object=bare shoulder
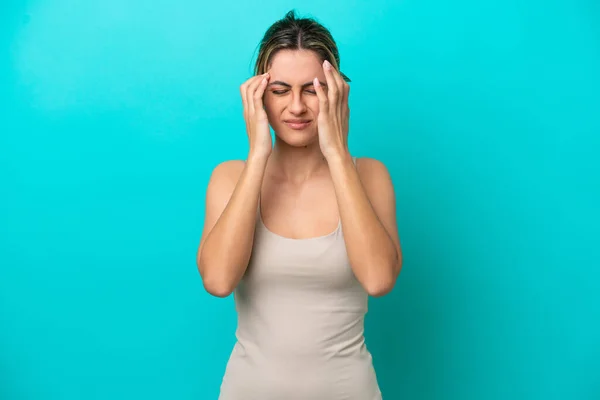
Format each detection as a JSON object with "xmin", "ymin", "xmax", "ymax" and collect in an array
[
  {"xmin": 208, "ymin": 159, "xmax": 246, "ymax": 186},
  {"xmin": 354, "ymin": 156, "xmax": 401, "ymax": 263},
  {"xmin": 354, "ymin": 156, "xmax": 397, "ymax": 212},
  {"xmin": 204, "ymin": 159, "xmax": 246, "ymax": 214},
  {"xmin": 197, "ymin": 159, "xmax": 246, "ymax": 258},
  {"xmin": 355, "ymin": 157, "xmax": 394, "ymax": 188}
]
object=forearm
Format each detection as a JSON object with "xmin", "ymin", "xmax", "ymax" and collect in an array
[
  {"xmin": 199, "ymin": 155, "xmax": 268, "ymax": 296},
  {"xmin": 328, "ymin": 153, "xmax": 400, "ymax": 296}
]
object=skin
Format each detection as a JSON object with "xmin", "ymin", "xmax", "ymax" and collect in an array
[{"xmin": 197, "ymin": 49, "xmax": 402, "ymax": 297}]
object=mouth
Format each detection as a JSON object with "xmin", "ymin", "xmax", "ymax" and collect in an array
[{"xmin": 284, "ymin": 120, "xmax": 312, "ymax": 130}]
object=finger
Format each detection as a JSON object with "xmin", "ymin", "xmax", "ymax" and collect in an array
[
  {"xmin": 246, "ymin": 75, "xmax": 263, "ymax": 114},
  {"xmin": 240, "ymin": 81, "xmax": 249, "ymax": 118},
  {"xmin": 240, "ymin": 75, "xmax": 261, "ymax": 117},
  {"xmin": 245, "ymin": 74, "xmax": 267, "ymax": 115},
  {"xmin": 313, "ymin": 77, "xmax": 328, "ymax": 115},
  {"xmin": 323, "ymin": 60, "xmax": 339, "ymax": 106},
  {"xmin": 329, "ymin": 62, "xmax": 347, "ymax": 116},
  {"xmin": 253, "ymin": 73, "xmax": 270, "ymax": 114},
  {"xmin": 334, "ymin": 73, "xmax": 347, "ymax": 115},
  {"xmin": 330, "ymin": 61, "xmax": 345, "ymax": 92},
  {"xmin": 341, "ymin": 81, "xmax": 350, "ymax": 114}
]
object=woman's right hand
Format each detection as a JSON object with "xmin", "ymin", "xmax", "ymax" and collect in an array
[{"xmin": 240, "ymin": 72, "xmax": 272, "ymax": 159}]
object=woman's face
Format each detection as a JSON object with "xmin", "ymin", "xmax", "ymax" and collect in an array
[{"xmin": 263, "ymin": 49, "xmax": 328, "ymax": 147}]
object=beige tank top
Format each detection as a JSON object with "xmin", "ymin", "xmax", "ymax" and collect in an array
[{"xmin": 218, "ymin": 157, "xmax": 382, "ymax": 400}]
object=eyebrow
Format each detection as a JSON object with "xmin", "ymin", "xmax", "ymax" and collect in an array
[{"xmin": 268, "ymin": 80, "xmax": 327, "ymax": 88}]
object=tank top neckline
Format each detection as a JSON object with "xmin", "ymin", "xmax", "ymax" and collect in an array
[{"xmin": 257, "ymin": 203, "xmax": 342, "ymax": 242}]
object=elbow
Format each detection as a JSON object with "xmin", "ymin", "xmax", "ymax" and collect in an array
[
  {"xmin": 365, "ymin": 280, "xmax": 395, "ymax": 297},
  {"xmin": 197, "ymin": 259, "xmax": 235, "ymax": 298},
  {"xmin": 202, "ymin": 276, "xmax": 233, "ymax": 298},
  {"xmin": 363, "ymin": 270, "xmax": 396, "ymax": 297},
  {"xmin": 364, "ymin": 260, "xmax": 402, "ymax": 297},
  {"xmin": 203, "ymin": 278, "xmax": 234, "ymax": 298}
]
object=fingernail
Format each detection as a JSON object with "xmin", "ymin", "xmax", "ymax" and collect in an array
[
  {"xmin": 324, "ymin": 60, "xmax": 331, "ymax": 70},
  {"xmin": 314, "ymin": 77, "xmax": 320, "ymax": 87}
]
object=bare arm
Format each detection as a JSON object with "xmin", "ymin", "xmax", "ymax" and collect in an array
[
  {"xmin": 328, "ymin": 155, "xmax": 403, "ymax": 297},
  {"xmin": 312, "ymin": 60, "xmax": 402, "ymax": 297},
  {"xmin": 197, "ymin": 72, "xmax": 273, "ymax": 297},
  {"xmin": 196, "ymin": 156, "xmax": 268, "ymax": 297}
]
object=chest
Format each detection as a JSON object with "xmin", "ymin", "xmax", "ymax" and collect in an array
[
  {"xmin": 243, "ymin": 222, "xmax": 358, "ymax": 293},
  {"xmin": 236, "ymin": 213, "xmax": 367, "ymax": 313},
  {"xmin": 259, "ymin": 175, "xmax": 339, "ymax": 240}
]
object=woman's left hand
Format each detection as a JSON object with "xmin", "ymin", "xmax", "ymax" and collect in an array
[{"xmin": 314, "ymin": 60, "xmax": 350, "ymax": 161}]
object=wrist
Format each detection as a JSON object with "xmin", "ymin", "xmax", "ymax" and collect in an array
[
  {"xmin": 324, "ymin": 148, "xmax": 352, "ymax": 165},
  {"xmin": 246, "ymin": 151, "xmax": 270, "ymax": 166}
]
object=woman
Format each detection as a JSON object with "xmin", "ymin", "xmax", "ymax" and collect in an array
[{"xmin": 197, "ymin": 10, "xmax": 402, "ymax": 400}]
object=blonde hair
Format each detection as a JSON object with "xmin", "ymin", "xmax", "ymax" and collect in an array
[{"xmin": 253, "ymin": 10, "xmax": 351, "ymax": 82}]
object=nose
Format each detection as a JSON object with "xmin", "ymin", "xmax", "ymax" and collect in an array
[{"xmin": 288, "ymin": 91, "xmax": 307, "ymax": 115}]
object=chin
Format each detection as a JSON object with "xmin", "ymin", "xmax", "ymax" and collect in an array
[{"xmin": 274, "ymin": 126, "xmax": 318, "ymax": 147}]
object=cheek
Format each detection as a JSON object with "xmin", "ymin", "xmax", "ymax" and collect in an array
[
  {"xmin": 263, "ymin": 100, "xmax": 281, "ymax": 123},
  {"xmin": 264, "ymin": 96, "xmax": 287, "ymax": 113}
]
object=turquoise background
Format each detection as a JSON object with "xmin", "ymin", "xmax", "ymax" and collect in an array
[{"xmin": 1, "ymin": 0, "xmax": 599, "ymax": 399}]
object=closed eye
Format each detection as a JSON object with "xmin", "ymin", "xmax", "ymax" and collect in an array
[{"xmin": 271, "ymin": 89, "xmax": 316, "ymax": 95}]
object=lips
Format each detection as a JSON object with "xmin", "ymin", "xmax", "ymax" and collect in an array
[{"xmin": 284, "ymin": 120, "xmax": 312, "ymax": 130}]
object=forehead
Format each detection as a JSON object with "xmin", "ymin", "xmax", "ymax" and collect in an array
[{"xmin": 268, "ymin": 50, "xmax": 323, "ymax": 82}]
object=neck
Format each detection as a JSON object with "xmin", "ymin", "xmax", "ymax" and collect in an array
[{"xmin": 267, "ymin": 138, "xmax": 328, "ymax": 183}]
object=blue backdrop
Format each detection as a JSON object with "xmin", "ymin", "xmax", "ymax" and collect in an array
[{"xmin": 1, "ymin": 1, "xmax": 599, "ymax": 399}]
